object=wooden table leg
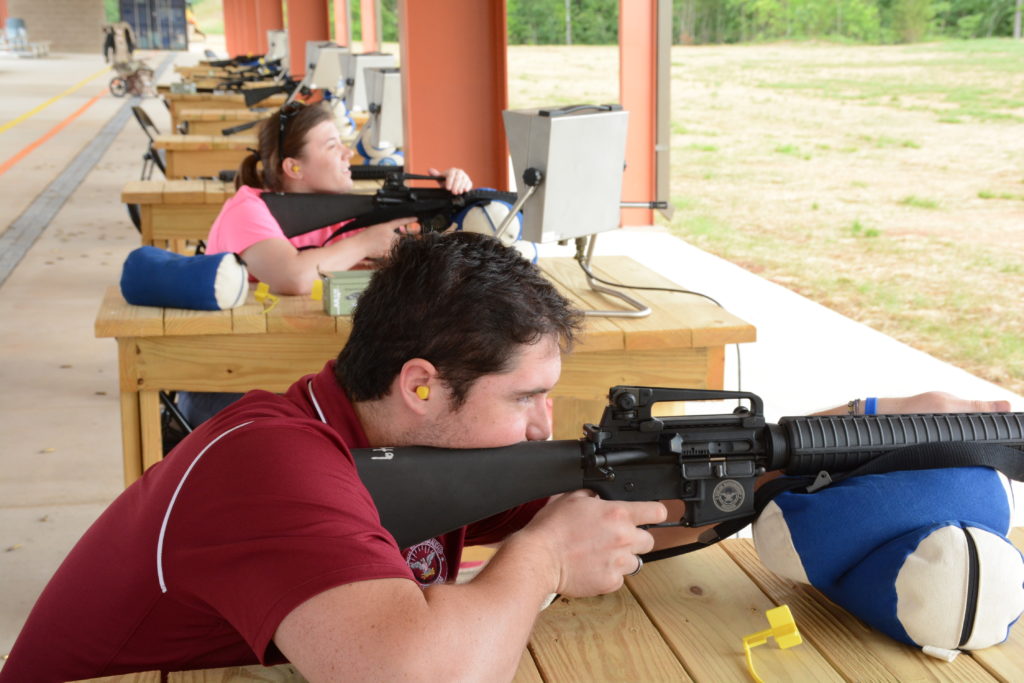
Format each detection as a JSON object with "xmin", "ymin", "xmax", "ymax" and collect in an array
[
  {"xmin": 119, "ymin": 390, "xmax": 143, "ymax": 487},
  {"xmin": 140, "ymin": 389, "xmax": 163, "ymax": 473}
]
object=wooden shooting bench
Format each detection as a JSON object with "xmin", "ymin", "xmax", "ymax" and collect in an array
[
  {"xmin": 151, "ymin": 134, "xmax": 257, "ymax": 180},
  {"xmin": 94, "ymin": 255, "xmax": 755, "ymax": 486},
  {"xmin": 161, "ymin": 92, "xmax": 288, "ymax": 132},
  {"xmin": 176, "ymin": 108, "xmax": 369, "ymax": 136},
  {"xmin": 176, "ymin": 108, "xmax": 268, "ymax": 136},
  {"xmin": 73, "ymin": 533, "xmax": 1024, "ymax": 683},
  {"xmin": 121, "ymin": 179, "xmax": 234, "ymax": 251}
]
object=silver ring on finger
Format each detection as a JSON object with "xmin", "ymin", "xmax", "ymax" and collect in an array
[{"xmin": 627, "ymin": 554, "xmax": 643, "ymax": 577}]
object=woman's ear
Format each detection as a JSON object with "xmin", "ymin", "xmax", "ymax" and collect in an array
[{"xmin": 281, "ymin": 156, "xmax": 302, "ymax": 180}]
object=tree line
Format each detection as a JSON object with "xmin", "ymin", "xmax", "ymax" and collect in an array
[{"xmin": 503, "ymin": 0, "xmax": 1024, "ymax": 45}]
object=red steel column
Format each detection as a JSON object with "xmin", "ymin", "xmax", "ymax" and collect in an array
[
  {"xmin": 238, "ymin": 0, "xmax": 259, "ymax": 56},
  {"xmin": 286, "ymin": 0, "xmax": 330, "ymax": 78},
  {"xmin": 399, "ymin": 0, "xmax": 508, "ymax": 190},
  {"xmin": 254, "ymin": 0, "xmax": 284, "ymax": 55},
  {"xmin": 223, "ymin": 0, "xmax": 242, "ymax": 57},
  {"xmin": 333, "ymin": 0, "xmax": 352, "ymax": 46},
  {"xmin": 619, "ymin": 0, "xmax": 656, "ymax": 225},
  {"xmin": 360, "ymin": 0, "xmax": 379, "ymax": 51}
]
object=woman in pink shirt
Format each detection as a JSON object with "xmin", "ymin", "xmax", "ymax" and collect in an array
[
  {"xmin": 205, "ymin": 101, "xmax": 472, "ymax": 295},
  {"xmin": 180, "ymin": 102, "xmax": 472, "ymax": 432}
]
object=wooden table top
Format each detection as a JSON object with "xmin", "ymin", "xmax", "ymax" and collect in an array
[
  {"xmin": 75, "ymin": 534, "xmax": 1024, "ymax": 683},
  {"xmin": 120, "ymin": 179, "xmax": 235, "ymax": 206},
  {"xmin": 152, "ymin": 134, "xmax": 258, "ymax": 151},
  {"xmin": 94, "ymin": 255, "xmax": 756, "ymax": 353},
  {"xmin": 176, "ymin": 108, "xmax": 269, "ymax": 122}
]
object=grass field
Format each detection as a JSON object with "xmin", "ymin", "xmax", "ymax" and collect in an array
[{"xmin": 508, "ymin": 40, "xmax": 1024, "ymax": 396}]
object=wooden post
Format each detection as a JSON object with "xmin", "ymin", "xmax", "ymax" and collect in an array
[
  {"xmin": 334, "ymin": 0, "xmax": 352, "ymax": 46},
  {"xmin": 619, "ymin": 0, "xmax": 656, "ymax": 226},
  {"xmin": 286, "ymin": 0, "xmax": 330, "ymax": 78},
  {"xmin": 254, "ymin": 0, "xmax": 284, "ymax": 55},
  {"xmin": 399, "ymin": 0, "xmax": 508, "ymax": 190},
  {"xmin": 360, "ymin": 0, "xmax": 381, "ymax": 51}
]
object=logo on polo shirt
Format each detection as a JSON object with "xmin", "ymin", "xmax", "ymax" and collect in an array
[{"xmin": 404, "ymin": 537, "xmax": 448, "ymax": 586}]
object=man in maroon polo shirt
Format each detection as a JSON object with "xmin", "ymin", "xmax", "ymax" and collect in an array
[{"xmin": 2, "ymin": 232, "xmax": 668, "ymax": 682}]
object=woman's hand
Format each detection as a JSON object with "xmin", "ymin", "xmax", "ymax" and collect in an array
[
  {"xmin": 429, "ymin": 167, "xmax": 473, "ymax": 195},
  {"xmin": 877, "ymin": 391, "xmax": 1011, "ymax": 414},
  {"xmin": 816, "ymin": 391, "xmax": 1012, "ymax": 416},
  {"xmin": 355, "ymin": 217, "xmax": 418, "ymax": 260}
]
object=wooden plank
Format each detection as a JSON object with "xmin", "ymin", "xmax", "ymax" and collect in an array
[
  {"xmin": 538, "ymin": 258, "xmax": 625, "ymax": 352},
  {"xmin": 121, "ymin": 179, "xmax": 163, "ymax": 204},
  {"xmin": 129, "ymin": 334, "xmax": 346, "ymax": 393},
  {"xmin": 211, "ymin": 135, "xmax": 258, "ymax": 151},
  {"xmin": 73, "ymin": 672, "xmax": 162, "ymax": 682},
  {"xmin": 150, "ymin": 204, "xmax": 218, "ymax": 242},
  {"xmin": 204, "ymin": 179, "xmax": 235, "ymax": 204},
  {"xmin": 162, "ymin": 179, "xmax": 207, "ymax": 204},
  {"xmin": 164, "ymin": 307, "xmax": 234, "ymax": 336},
  {"xmin": 557, "ymin": 347, "xmax": 712, "ymax": 403},
  {"xmin": 95, "ymin": 286, "xmax": 164, "ymax": 338},
  {"xmin": 512, "ymin": 650, "xmax": 544, "ymax": 683},
  {"xmin": 118, "ymin": 375, "xmax": 142, "ymax": 487},
  {"xmin": 593, "ymin": 255, "xmax": 756, "ymax": 348},
  {"xmin": 528, "ymin": 589, "xmax": 693, "ymax": 682},
  {"xmin": 723, "ymin": 538, "xmax": 997, "ymax": 682},
  {"xmin": 169, "ymin": 663, "xmax": 306, "ymax": 682},
  {"xmin": 232, "ymin": 287, "xmax": 270, "ymax": 334},
  {"xmin": 630, "ymin": 541, "xmax": 845, "ymax": 682},
  {"xmin": 266, "ymin": 295, "xmax": 337, "ymax": 334},
  {"xmin": 139, "ymin": 390, "xmax": 163, "ymax": 473},
  {"xmin": 590, "ymin": 256, "xmax": 756, "ymax": 350},
  {"xmin": 165, "ymin": 149, "xmax": 250, "ymax": 180}
]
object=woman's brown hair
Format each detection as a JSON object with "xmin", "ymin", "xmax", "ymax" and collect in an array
[{"xmin": 235, "ymin": 101, "xmax": 335, "ymax": 192}]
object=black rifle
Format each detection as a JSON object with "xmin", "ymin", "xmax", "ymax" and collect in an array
[
  {"xmin": 261, "ymin": 172, "xmax": 518, "ymax": 244},
  {"xmin": 350, "ymin": 386, "xmax": 1024, "ymax": 549}
]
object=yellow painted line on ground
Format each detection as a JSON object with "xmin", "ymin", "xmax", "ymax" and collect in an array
[{"xmin": 0, "ymin": 65, "xmax": 112, "ymax": 135}]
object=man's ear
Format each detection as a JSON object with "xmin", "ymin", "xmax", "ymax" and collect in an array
[{"xmin": 395, "ymin": 358, "xmax": 439, "ymax": 416}]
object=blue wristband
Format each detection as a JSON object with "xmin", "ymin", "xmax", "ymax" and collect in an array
[{"xmin": 864, "ymin": 397, "xmax": 877, "ymax": 415}]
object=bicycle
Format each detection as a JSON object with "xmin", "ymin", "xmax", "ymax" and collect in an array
[{"xmin": 110, "ymin": 59, "xmax": 155, "ymax": 97}]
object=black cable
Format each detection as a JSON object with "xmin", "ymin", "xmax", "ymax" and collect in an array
[{"xmin": 575, "ymin": 257, "xmax": 744, "ymax": 395}]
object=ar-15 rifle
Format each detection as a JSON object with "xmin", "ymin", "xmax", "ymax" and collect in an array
[
  {"xmin": 261, "ymin": 172, "xmax": 518, "ymax": 245},
  {"xmin": 350, "ymin": 386, "xmax": 1024, "ymax": 550}
]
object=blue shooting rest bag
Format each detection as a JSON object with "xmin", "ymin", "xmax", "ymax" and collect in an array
[
  {"xmin": 120, "ymin": 246, "xmax": 248, "ymax": 310},
  {"xmin": 753, "ymin": 462, "xmax": 1024, "ymax": 660}
]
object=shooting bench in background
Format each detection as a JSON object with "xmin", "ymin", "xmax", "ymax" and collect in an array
[
  {"xmin": 161, "ymin": 91, "xmax": 288, "ymax": 132},
  {"xmin": 176, "ymin": 108, "xmax": 369, "ymax": 136},
  {"xmin": 121, "ymin": 179, "xmax": 234, "ymax": 252},
  {"xmin": 151, "ymin": 134, "xmax": 256, "ymax": 180},
  {"xmin": 73, "ymin": 534, "xmax": 1024, "ymax": 683},
  {"xmin": 94, "ymin": 255, "xmax": 755, "ymax": 486},
  {"xmin": 176, "ymin": 108, "xmax": 268, "ymax": 135}
]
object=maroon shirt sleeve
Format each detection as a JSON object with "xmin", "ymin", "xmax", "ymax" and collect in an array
[{"xmin": 159, "ymin": 420, "xmax": 415, "ymax": 663}]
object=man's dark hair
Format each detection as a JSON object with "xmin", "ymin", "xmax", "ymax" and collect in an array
[{"xmin": 336, "ymin": 232, "xmax": 582, "ymax": 407}]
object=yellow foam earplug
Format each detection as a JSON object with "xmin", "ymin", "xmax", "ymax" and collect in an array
[
  {"xmin": 743, "ymin": 604, "xmax": 803, "ymax": 683},
  {"xmin": 415, "ymin": 385, "xmax": 430, "ymax": 400}
]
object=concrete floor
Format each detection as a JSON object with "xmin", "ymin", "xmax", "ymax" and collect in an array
[{"xmin": 1, "ymin": 38, "xmax": 1021, "ymax": 666}]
